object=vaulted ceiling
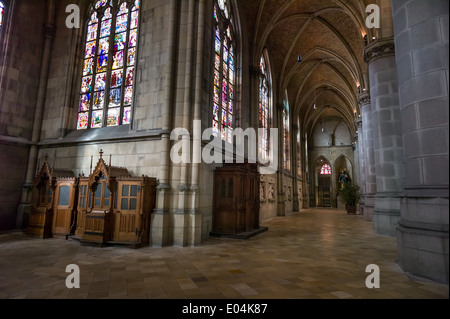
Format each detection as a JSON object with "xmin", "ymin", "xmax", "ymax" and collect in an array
[{"xmin": 237, "ymin": 0, "xmax": 376, "ymax": 139}]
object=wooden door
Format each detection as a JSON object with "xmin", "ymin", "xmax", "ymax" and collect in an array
[
  {"xmin": 75, "ymin": 181, "xmax": 89, "ymax": 237},
  {"xmin": 114, "ymin": 182, "xmax": 142, "ymax": 243},
  {"xmin": 52, "ymin": 183, "xmax": 75, "ymax": 238}
]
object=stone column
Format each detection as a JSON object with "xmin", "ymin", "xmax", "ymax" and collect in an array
[
  {"xmin": 292, "ymin": 124, "xmax": 300, "ymax": 212},
  {"xmin": 151, "ymin": 0, "xmax": 178, "ymax": 247},
  {"xmin": 364, "ymin": 38, "xmax": 405, "ymax": 236},
  {"xmin": 16, "ymin": 0, "xmax": 56, "ymax": 229},
  {"xmin": 392, "ymin": 0, "xmax": 449, "ymax": 284},
  {"xmin": 276, "ymin": 102, "xmax": 286, "ymax": 216},
  {"xmin": 360, "ymin": 92, "xmax": 376, "ymax": 221},
  {"xmin": 355, "ymin": 116, "xmax": 365, "ymax": 214}
]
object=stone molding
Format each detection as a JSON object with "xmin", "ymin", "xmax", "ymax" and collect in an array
[
  {"xmin": 358, "ymin": 92, "xmax": 371, "ymax": 106},
  {"xmin": 364, "ymin": 38, "xmax": 395, "ymax": 64}
]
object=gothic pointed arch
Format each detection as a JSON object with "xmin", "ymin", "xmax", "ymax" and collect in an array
[{"xmin": 77, "ymin": 0, "xmax": 141, "ymax": 130}]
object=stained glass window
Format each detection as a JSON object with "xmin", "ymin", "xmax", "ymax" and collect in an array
[
  {"xmin": 283, "ymin": 92, "xmax": 290, "ymax": 170},
  {"xmin": 259, "ymin": 55, "xmax": 271, "ymax": 161},
  {"xmin": 320, "ymin": 164, "xmax": 331, "ymax": 175},
  {"xmin": 297, "ymin": 119, "xmax": 301, "ymax": 176},
  {"xmin": 77, "ymin": 0, "xmax": 140, "ymax": 130},
  {"xmin": 0, "ymin": 2, "xmax": 5, "ymax": 35},
  {"xmin": 212, "ymin": 0, "xmax": 235, "ymax": 143}
]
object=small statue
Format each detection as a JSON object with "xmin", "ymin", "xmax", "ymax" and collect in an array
[{"xmin": 338, "ymin": 168, "xmax": 350, "ymax": 190}]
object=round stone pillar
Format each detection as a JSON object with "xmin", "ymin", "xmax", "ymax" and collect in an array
[
  {"xmin": 393, "ymin": 0, "xmax": 449, "ymax": 284},
  {"xmin": 364, "ymin": 38, "xmax": 405, "ymax": 236},
  {"xmin": 360, "ymin": 93, "xmax": 376, "ymax": 221},
  {"xmin": 355, "ymin": 116, "xmax": 365, "ymax": 214}
]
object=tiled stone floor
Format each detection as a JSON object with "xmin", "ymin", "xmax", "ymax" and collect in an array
[{"xmin": 0, "ymin": 209, "xmax": 448, "ymax": 300}]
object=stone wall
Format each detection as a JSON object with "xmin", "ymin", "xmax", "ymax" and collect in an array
[{"xmin": 0, "ymin": 0, "xmax": 47, "ymax": 230}]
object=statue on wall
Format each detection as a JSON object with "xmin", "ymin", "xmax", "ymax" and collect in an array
[{"xmin": 338, "ymin": 168, "xmax": 350, "ymax": 190}]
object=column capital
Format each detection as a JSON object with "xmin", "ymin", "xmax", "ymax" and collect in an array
[
  {"xmin": 363, "ymin": 37, "xmax": 395, "ymax": 64},
  {"xmin": 358, "ymin": 92, "xmax": 371, "ymax": 107}
]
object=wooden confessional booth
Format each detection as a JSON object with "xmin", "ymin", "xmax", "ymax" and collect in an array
[
  {"xmin": 27, "ymin": 159, "xmax": 77, "ymax": 239},
  {"xmin": 211, "ymin": 162, "xmax": 267, "ymax": 239},
  {"xmin": 74, "ymin": 153, "xmax": 157, "ymax": 248}
]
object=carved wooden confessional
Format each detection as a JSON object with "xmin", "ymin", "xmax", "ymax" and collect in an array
[
  {"xmin": 211, "ymin": 162, "xmax": 266, "ymax": 238},
  {"xmin": 27, "ymin": 157, "xmax": 77, "ymax": 239},
  {"xmin": 75, "ymin": 151, "xmax": 157, "ymax": 248}
]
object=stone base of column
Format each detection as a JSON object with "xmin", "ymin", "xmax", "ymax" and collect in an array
[
  {"xmin": 293, "ymin": 199, "xmax": 299, "ymax": 212},
  {"xmin": 363, "ymin": 194, "xmax": 375, "ymax": 221},
  {"xmin": 173, "ymin": 211, "xmax": 188, "ymax": 247},
  {"xmin": 16, "ymin": 204, "xmax": 31, "ymax": 230},
  {"xmin": 277, "ymin": 200, "xmax": 286, "ymax": 217},
  {"xmin": 187, "ymin": 210, "xmax": 202, "ymax": 246},
  {"xmin": 397, "ymin": 196, "xmax": 449, "ymax": 284},
  {"xmin": 373, "ymin": 194, "xmax": 401, "ymax": 236},
  {"xmin": 150, "ymin": 209, "xmax": 171, "ymax": 247}
]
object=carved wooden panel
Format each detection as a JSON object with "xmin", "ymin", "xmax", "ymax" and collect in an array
[{"xmin": 212, "ymin": 163, "xmax": 260, "ymax": 236}]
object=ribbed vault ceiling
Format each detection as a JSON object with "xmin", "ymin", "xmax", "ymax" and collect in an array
[{"xmin": 238, "ymin": 0, "xmax": 374, "ymax": 139}]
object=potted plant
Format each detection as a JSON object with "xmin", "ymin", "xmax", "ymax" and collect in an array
[{"xmin": 338, "ymin": 182, "xmax": 361, "ymax": 215}]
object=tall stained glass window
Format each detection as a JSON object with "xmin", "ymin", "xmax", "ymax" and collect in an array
[
  {"xmin": 259, "ymin": 55, "xmax": 271, "ymax": 161},
  {"xmin": 77, "ymin": 0, "xmax": 140, "ymax": 130},
  {"xmin": 0, "ymin": 2, "xmax": 5, "ymax": 35},
  {"xmin": 283, "ymin": 92, "xmax": 290, "ymax": 170},
  {"xmin": 212, "ymin": 0, "xmax": 235, "ymax": 143}
]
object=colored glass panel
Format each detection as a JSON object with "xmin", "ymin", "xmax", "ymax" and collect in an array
[
  {"xmin": 109, "ymin": 88, "xmax": 121, "ymax": 107},
  {"xmin": 83, "ymin": 58, "xmax": 94, "ymax": 75},
  {"xmin": 95, "ymin": 0, "xmax": 107, "ymax": 9},
  {"xmin": 95, "ymin": 73, "xmax": 106, "ymax": 91},
  {"xmin": 124, "ymin": 87, "xmax": 133, "ymax": 105},
  {"xmin": 110, "ymin": 69, "xmax": 123, "ymax": 88},
  {"xmin": 98, "ymin": 38, "xmax": 109, "ymax": 55},
  {"xmin": 320, "ymin": 164, "xmax": 331, "ymax": 175},
  {"xmin": 100, "ymin": 17, "xmax": 111, "ymax": 37},
  {"xmin": 93, "ymin": 91, "xmax": 105, "ymax": 109},
  {"xmin": 114, "ymin": 32, "xmax": 126, "ymax": 51},
  {"xmin": 87, "ymin": 23, "xmax": 98, "ymax": 42},
  {"xmin": 129, "ymin": 29, "xmax": 137, "ymax": 47},
  {"xmin": 85, "ymin": 41, "xmax": 96, "ymax": 58},
  {"xmin": 107, "ymin": 108, "xmax": 120, "ymax": 126},
  {"xmin": 123, "ymin": 107, "xmax": 131, "ymax": 124},
  {"xmin": 125, "ymin": 67, "xmax": 134, "ymax": 86},
  {"xmin": 128, "ymin": 48, "xmax": 136, "ymax": 66},
  {"xmin": 116, "ymin": 14, "xmax": 128, "ymax": 33},
  {"xmin": 77, "ymin": 112, "xmax": 89, "ymax": 130},
  {"xmin": 131, "ymin": 10, "xmax": 139, "ymax": 29},
  {"xmin": 97, "ymin": 54, "xmax": 108, "ymax": 72},
  {"xmin": 80, "ymin": 94, "xmax": 91, "ymax": 112},
  {"xmin": 91, "ymin": 110, "xmax": 103, "ymax": 128},
  {"xmin": 112, "ymin": 50, "xmax": 124, "ymax": 69},
  {"xmin": 81, "ymin": 76, "xmax": 92, "ymax": 93}
]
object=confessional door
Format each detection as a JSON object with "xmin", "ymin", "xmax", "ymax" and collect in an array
[
  {"xmin": 75, "ymin": 181, "xmax": 89, "ymax": 238},
  {"xmin": 27, "ymin": 182, "xmax": 53, "ymax": 238},
  {"xmin": 52, "ymin": 183, "xmax": 75, "ymax": 238},
  {"xmin": 82, "ymin": 180, "xmax": 114, "ymax": 244},
  {"xmin": 114, "ymin": 182, "xmax": 142, "ymax": 243}
]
